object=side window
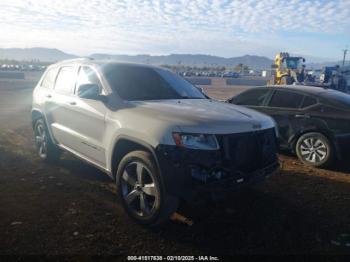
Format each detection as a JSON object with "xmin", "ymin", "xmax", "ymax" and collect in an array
[
  {"xmin": 75, "ymin": 66, "xmax": 101, "ymax": 93},
  {"xmin": 301, "ymin": 95, "xmax": 317, "ymax": 108},
  {"xmin": 269, "ymin": 90, "xmax": 304, "ymax": 109},
  {"xmin": 41, "ymin": 67, "xmax": 58, "ymax": 88},
  {"xmin": 54, "ymin": 66, "xmax": 76, "ymax": 95},
  {"xmin": 234, "ymin": 89, "xmax": 270, "ymax": 106}
]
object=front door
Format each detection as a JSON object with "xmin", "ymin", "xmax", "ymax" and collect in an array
[{"xmin": 65, "ymin": 66, "xmax": 108, "ymax": 166}]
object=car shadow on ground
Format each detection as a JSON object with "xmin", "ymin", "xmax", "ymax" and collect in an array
[
  {"xmin": 56, "ymin": 153, "xmax": 350, "ymax": 254},
  {"xmin": 1, "ymin": 130, "xmax": 350, "ymax": 255},
  {"xmin": 329, "ymin": 160, "xmax": 350, "ymax": 174},
  {"xmin": 150, "ymin": 171, "xmax": 350, "ymax": 254},
  {"xmin": 279, "ymin": 150, "xmax": 350, "ymax": 175},
  {"xmin": 58, "ymin": 153, "xmax": 112, "ymax": 183}
]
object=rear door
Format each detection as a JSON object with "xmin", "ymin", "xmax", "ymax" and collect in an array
[
  {"xmin": 263, "ymin": 90, "xmax": 306, "ymax": 148},
  {"xmin": 48, "ymin": 65, "xmax": 79, "ymax": 147}
]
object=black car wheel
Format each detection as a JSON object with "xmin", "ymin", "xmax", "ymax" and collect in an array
[
  {"xmin": 34, "ymin": 119, "xmax": 61, "ymax": 162},
  {"xmin": 116, "ymin": 150, "xmax": 178, "ymax": 226},
  {"xmin": 295, "ymin": 132, "xmax": 334, "ymax": 167}
]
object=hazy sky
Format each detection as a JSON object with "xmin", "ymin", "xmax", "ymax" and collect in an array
[{"xmin": 0, "ymin": 0, "xmax": 349, "ymax": 60}]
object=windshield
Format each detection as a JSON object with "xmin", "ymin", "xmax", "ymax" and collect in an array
[
  {"xmin": 102, "ymin": 64, "xmax": 206, "ymax": 101},
  {"xmin": 284, "ymin": 58, "xmax": 302, "ymax": 70}
]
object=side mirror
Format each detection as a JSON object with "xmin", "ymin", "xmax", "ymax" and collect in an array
[{"xmin": 77, "ymin": 84, "xmax": 100, "ymax": 100}]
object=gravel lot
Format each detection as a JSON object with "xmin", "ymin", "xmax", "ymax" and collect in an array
[{"xmin": 0, "ymin": 74, "xmax": 349, "ymax": 256}]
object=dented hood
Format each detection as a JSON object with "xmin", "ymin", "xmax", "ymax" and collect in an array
[{"xmin": 129, "ymin": 99, "xmax": 275, "ymax": 134}]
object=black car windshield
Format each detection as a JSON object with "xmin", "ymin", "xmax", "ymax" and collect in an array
[{"xmin": 102, "ymin": 64, "xmax": 206, "ymax": 101}]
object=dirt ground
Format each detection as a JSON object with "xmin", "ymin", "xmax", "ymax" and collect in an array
[{"xmin": 0, "ymin": 75, "xmax": 350, "ymax": 257}]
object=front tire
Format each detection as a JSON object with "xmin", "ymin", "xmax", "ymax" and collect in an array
[
  {"xmin": 295, "ymin": 132, "xmax": 334, "ymax": 167},
  {"xmin": 33, "ymin": 119, "xmax": 61, "ymax": 162},
  {"xmin": 116, "ymin": 150, "xmax": 178, "ymax": 226}
]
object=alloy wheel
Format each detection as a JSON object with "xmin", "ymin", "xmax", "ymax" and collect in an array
[
  {"xmin": 299, "ymin": 137, "xmax": 327, "ymax": 164},
  {"xmin": 120, "ymin": 161, "xmax": 160, "ymax": 219},
  {"xmin": 35, "ymin": 122, "xmax": 48, "ymax": 158}
]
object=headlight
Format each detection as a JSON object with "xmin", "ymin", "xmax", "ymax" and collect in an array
[{"xmin": 172, "ymin": 133, "xmax": 219, "ymax": 150}]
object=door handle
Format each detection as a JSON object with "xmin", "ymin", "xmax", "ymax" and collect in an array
[
  {"xmin": 295, "ymin": 114, "xmax": 310, "ymax": 118},
  {"xmin": 68, "ymin": 101, "xmax": 77, "ymax": 106},
  {"xmin": 46, "ymin": 94, "xmax": 52, "ymax": 98}
]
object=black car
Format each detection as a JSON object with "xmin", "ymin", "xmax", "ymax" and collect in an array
[{"xmin": 228, "ymin": 85, "xmax": 350, "ymax": 167}]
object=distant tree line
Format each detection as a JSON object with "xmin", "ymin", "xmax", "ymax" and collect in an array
[
  {"xmin": 0, "ymin": 59, "xmax": 50, "ymax": 66},
  {"xmin": 0, "ymin": 58, "xmax": 251, "ymax": 73},
  {"xmin": 161, "ymin": 63, "xmax": 250, "ymax": 73}
]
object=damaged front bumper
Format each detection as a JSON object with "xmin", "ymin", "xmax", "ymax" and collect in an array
[
  {"xmin": 192, "ymin": 162, "xmax": 280, "ymax": 194},
  {"xmin": 156, "ymin": 128, "xmax": 280, "ymax": 201}
]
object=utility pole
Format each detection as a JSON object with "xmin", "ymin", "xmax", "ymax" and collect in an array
[{"xmin": 342, "ymin": 49, "xmax": 348, "ymax": 67}]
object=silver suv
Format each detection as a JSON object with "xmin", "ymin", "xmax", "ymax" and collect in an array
[{"xmin": 32, "ymin": 59, "xmax": 279, "ymax": 225}]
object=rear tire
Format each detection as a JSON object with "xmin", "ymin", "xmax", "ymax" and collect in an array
[
  {"xmin": 33, "ymin": 119, "xmax": 61, "ymax": 162},
  {"xmin": 295, "ymin": 132, "xmax": 334, "ymax": 167},
  {"xmin": 116, "ymin": 150, "xmax": 178, "ymax": 226}
]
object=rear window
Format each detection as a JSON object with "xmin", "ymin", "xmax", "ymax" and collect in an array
[
  {"xmin": 234, "ymin": 89, "xmax": 270, "ymax": 106},
  {"xmin": 269, "ymin": 90, "xmax": 304, "ymax": 108},
  {"xmin": 41, "ymin": 67, "xmax": 58, "ymax": 88}
]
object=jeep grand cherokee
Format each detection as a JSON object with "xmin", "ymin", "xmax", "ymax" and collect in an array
[{"xmin": 32, "ymin": 59, "xmax": 279, "ymax": 225}]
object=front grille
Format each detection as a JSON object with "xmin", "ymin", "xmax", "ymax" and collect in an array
[{"xmin": 218, "ymin": 128, "xmax": 278, "ymax": 174}]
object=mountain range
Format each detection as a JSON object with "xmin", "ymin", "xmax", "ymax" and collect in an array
[
  {"xmin": 0, "ymin": 48, "xmax": 76, "ymax": 62},
  {"xmin": 90, "ymin": 53, "xmax": 273, "ymax": 69},
  {"xmin": 0, "ymin": 47, "xmax": 343, "ymax": 69}
]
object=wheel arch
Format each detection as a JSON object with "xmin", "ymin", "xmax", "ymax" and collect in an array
[
  {"xmin": 31, "ymin": 109, "xmax": 57, "ymax": 145},
  {"xmin": 289, "ymin": 128, "xmax": 335, "ymax": 155},
  {"xmin": 31, "ymin": 109, "xmax": 44, "ymax": 129},
  {"xmin": 110, "ymin": 136, "xmax": 161, "ymax": 180}
]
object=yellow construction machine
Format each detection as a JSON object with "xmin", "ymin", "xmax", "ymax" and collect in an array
[{"xmin": 269, "ymin": 52, "xmax": 306, "ymax": 85}]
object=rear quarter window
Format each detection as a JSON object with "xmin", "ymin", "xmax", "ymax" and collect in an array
[{"xmin": 40, "ymin": 67, "xmax": 58, "ymax": 88}]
